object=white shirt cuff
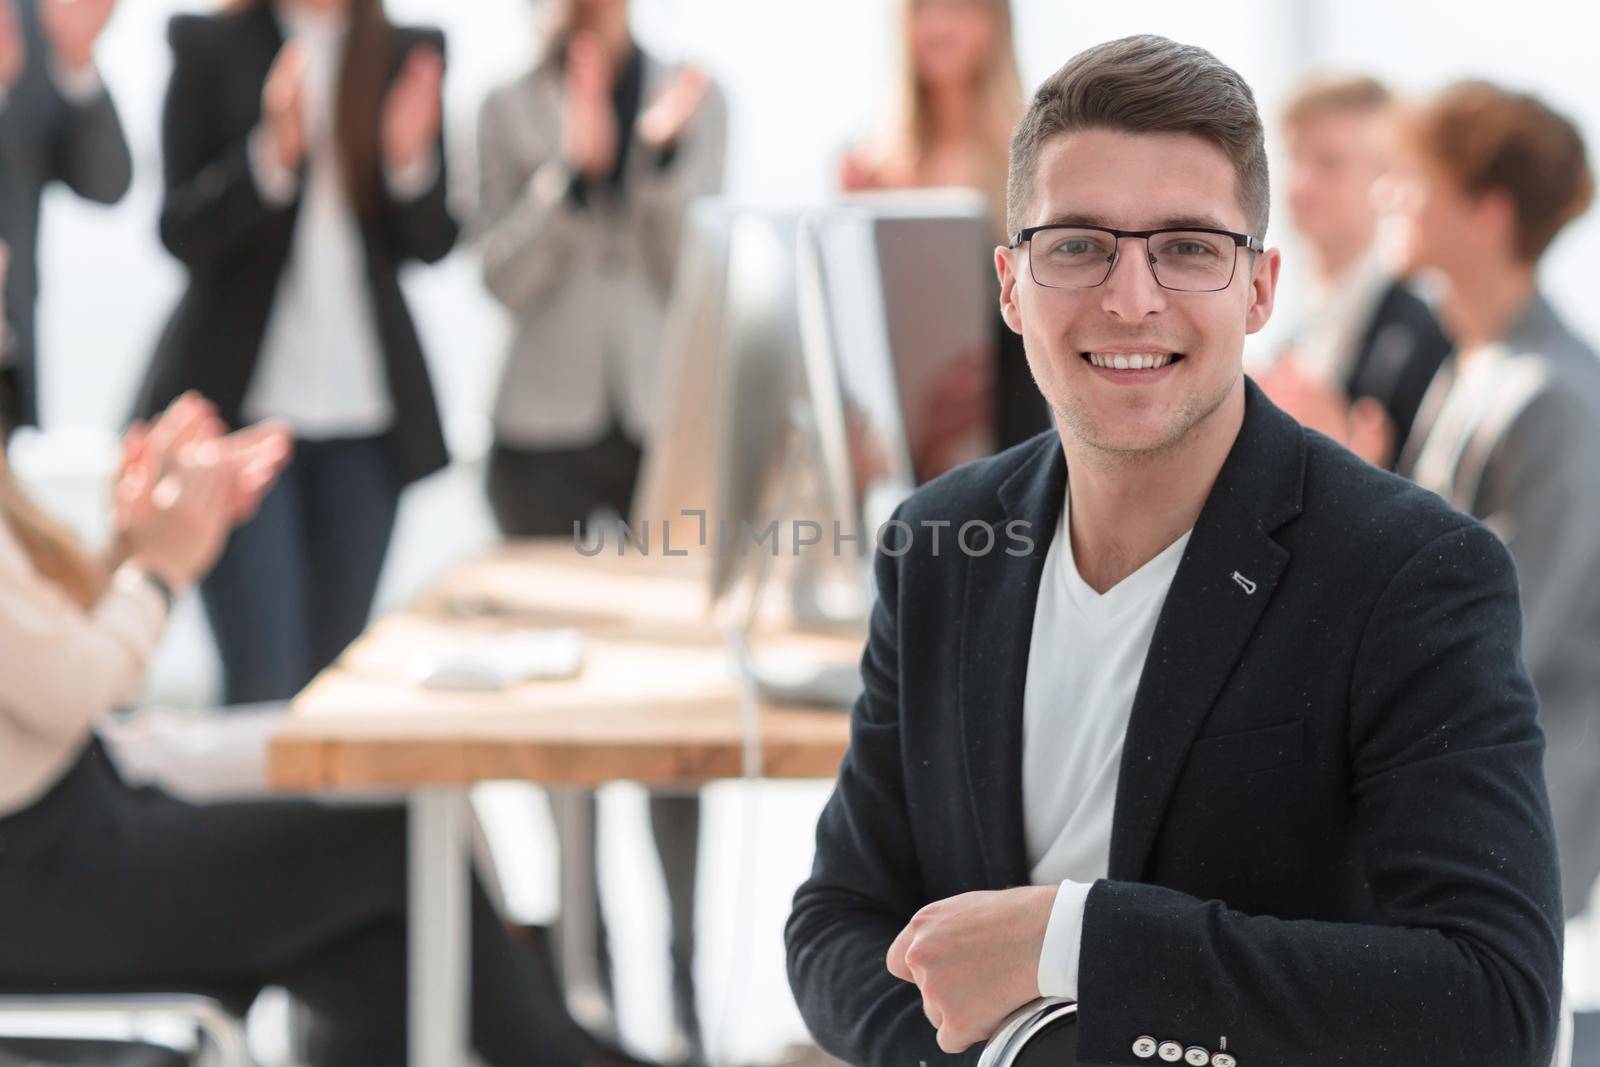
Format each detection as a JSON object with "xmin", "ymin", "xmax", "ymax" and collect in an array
[
  {"xmin": 1037, "ymin": 878, "xmax": 1093, "ymax": 1000},
  {"xmin": 384, "ymin": 149, "xmax": 439, "ymax": 202},
  {"xmin": 248, "ymin": 125, "xmax": 300, "ymax": 206},
  {"xmin": 49, "ymin": 59, "xmax": 103, "ymax": 105}
]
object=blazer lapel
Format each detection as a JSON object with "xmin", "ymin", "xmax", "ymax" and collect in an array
[
  {"xmin": 1108, "ymin": 380, "xmax": 1306, "ymax": 882},
  {"xmin": 960, "ymin": 434, "xmax": 1066, "ymax": 889}
]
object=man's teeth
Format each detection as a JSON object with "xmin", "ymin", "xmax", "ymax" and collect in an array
[{"xmin": 1087, "ymin": 353, "xmax": 1175, "ymax": 370}]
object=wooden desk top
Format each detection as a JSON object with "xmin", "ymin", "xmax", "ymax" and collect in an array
[{"xmin": 268, "ymin": 541, "xmax": 860, "ymax": 791}]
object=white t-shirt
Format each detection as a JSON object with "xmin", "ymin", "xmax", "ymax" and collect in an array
[{"xmin": 1022, "ymin": 482, "xmax": 1191, "ymax": 999}]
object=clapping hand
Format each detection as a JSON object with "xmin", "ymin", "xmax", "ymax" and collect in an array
[
  {"xmin": 40, "ymin": 0, "xmax": 116, "ymax": 73},
  {"xmin": 261, "ymin": 41, "xmax": 308, "ymax": 171},
  {"xmin": 0, "ymin": 0, "xmax": 25, "ymax": 90},
  {"xmin": 637, "ymin": 65, "xmax": 708, "ymax": 152},
  {"xmin": 560, "ymin": 33, "xmax": 617, "ymax": 180},
  {"xmin": 116, "ymin": 393, "xmax": 293, "ymax": 541},
  {"xmin": 1258, "ymin": 355, "xmax": 1394, "ymax": 467},
  {"xmin": 114, "ymin": 435, "xmax": 235, "ymax": 591},
  {"xmin": 381, "ymin": 44, "xmax": 443, "ymax": 174}
]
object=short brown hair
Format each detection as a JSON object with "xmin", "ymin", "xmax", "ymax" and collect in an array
[
  {"xmin": 1005, "ymin": 35, "xmax": 1270, "ymax": 237},
  {"xmin": 1282, "ymin": 73, "xmax": 1391, "ymax": 132},
  {"xmin": 1407, "ymin": 81, "xmax": 1594, "ymax": 262}
]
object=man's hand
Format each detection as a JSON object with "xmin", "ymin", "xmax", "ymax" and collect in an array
[
  {"xmin": 40, "ymin": 0, "xmax": 116, "ymax": 74},
  {"xmin": 886, "ymin": 885, "xmax": 1058, "ymax": 1054}
]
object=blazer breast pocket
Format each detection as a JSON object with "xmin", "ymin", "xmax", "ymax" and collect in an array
[{"xmin": 1190, "ymin": 719, "xmax": 1304, "ymax": 775}]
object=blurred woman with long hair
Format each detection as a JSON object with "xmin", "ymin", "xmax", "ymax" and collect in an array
[
  {"xmin": 841, "ymin": 0, "xmax": 1022, "ymax": 222},
  {"xmin": 841, "ymin": 0, "xmax": 1050, "ymax": 457},
  {"xmin": 131, "ymin": 0, "xmax": 458, "ymax": 706}
]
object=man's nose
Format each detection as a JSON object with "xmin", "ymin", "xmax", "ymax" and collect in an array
[{"xmin": 1098, "ymin": 239, "xmax": 1167, "ymax": 321}]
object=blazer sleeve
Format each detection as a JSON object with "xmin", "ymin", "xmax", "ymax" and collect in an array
[
  {"xmin": 785, "ymin": 519, "xmax": 983, "ymax": 1067},
  {"xmin": 1073, "ymin": 521, "xmax": 1563, "ymax": 1067},
  {"xmin": 629, "ymin": 78, "xmax": 727, "ymax": 297},
  {"xmin": 474, "ymin": 79, "xmax": 597, "ymax": 313},
  {"xmin": 156, "ymin": 16, "xmax": 294, "ymax": 269},
  {"xmin": 46, "ymin": 74, "xmax": 133, "ymax": 205},
  {"xmin": 0, "ymin": 556, "xmax": 166, "ymax": 745},
  {"xmin": 376, "ymin": 28, "xmax": 458, "ymax": 265},
  {"xmin": 1472, "ymin": 387, "xmax": 1600, "ymax": 698}
]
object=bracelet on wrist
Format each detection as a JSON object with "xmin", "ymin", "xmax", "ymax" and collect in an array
[{"xmin": 140, "ymin": 569, "xmax": 176, "ymax": 614}]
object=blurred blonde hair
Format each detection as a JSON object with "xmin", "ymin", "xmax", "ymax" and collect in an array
[
  {"xmin": 1281, "ymin": 73, "xmax": 1392, "ymax": 134},
  {"xmin": 0, "ymin": 431, "xmax": 103, "ymax": 610},
  {"xmin": 888, "ymin": 0, "xmax": 1023, "ymax": 220}
]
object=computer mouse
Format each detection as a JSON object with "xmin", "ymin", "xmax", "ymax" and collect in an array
[{"xmin": 413, "ymin": 655, "xmax": 507, "ymax": 692}]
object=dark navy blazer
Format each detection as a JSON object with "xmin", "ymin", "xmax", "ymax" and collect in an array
[{"xmin": 786, "ymin": 379, "xmax": 1561, "ymax": 1066}]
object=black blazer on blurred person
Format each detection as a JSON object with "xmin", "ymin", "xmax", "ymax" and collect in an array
[
  {"xmin": 0, "ymin": 0, "xmax": 132, "ymax": 430},
  {"xmin": 131, "ymin": 4, "xmax": 457, "ymax": 486},
  {"xmin": 1343, "ymin": 279, "xmax": 1453, "ymax": 465}
]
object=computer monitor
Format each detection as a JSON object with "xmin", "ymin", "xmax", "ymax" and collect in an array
[
  {"xmin": 705, "ymin": 207, "xmax": 813, "ymax": 610},
  {"xmin": 630, "ymin": 197, "xmax": 736, "ymax": 550},
  {"xmin": 630, "ymin": 199, "xmax": 817, "ymax": 608},
  {"xmin": 797, "ymin": 190, "xmax": 998, "ymax": 565}
]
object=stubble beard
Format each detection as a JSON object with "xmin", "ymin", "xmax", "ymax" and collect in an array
[{"xmin": 1048, "ymin": 361, "xmax": 1239, "ymax": 473}]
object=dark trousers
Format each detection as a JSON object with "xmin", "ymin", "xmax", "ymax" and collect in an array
[
  {"xmin": 487, "ymin": 429, "xmax": 703, "ymax": 1057},
  {"xmin": 485, "ymin": 428, "xmax": 643, "ymax": 538},
  {"xmin": 201, "ymin": 436, "xmax": 400, "ymax": 704},
  {"xmin": 0, "ymin": 741, "xmax": 596, "ymax": 1067}
]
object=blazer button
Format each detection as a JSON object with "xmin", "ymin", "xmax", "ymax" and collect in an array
[
  {"xmin": 1132, "ymin": 1036, "xmax": 1158, "ymax": 1058},
  {"xmin": 1211, "ymin": 1054, "xmax": 1237, "ymax": 1067},
  {"xmin": 1158, "ymin": 1041, "xmax": 1184, "ymax": 1062},
  {"xmin": 1184, "ymin": 1048, "xmax": 1210, "ymax": 1065}
]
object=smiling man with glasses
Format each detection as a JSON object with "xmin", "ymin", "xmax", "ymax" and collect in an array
[{"xmin": 787, "ymin": 34, "xmax": 1562, "ymax": 1067}]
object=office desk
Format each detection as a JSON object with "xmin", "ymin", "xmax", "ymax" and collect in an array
[{"xmin": 268, "ymin": 541, "xmax": 858, "ymax": 1067}]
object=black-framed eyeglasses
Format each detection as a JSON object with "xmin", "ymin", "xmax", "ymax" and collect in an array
[{"xmin": 1008, "ymin": 224, "xmax": 1265, "ymax": 293}]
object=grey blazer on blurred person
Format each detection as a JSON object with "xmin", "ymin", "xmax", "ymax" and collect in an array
[
  {"xmin": 474, "ymin": 50, "xmax": 726, "ymax": 450},
  {"xmin": 1401, "ymin": 292, "xmax": 1600, "ymax": 916},
  {"xmin": 0, "ymin": 0, "xmax": 132, "ymax": 428}
]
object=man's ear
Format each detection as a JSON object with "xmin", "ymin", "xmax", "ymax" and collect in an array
[
  {"xmin": 995, "ymin": 246, "xmax": 1024, "ymax": 335},
  {"xmin": 1244, "ymin": 246, "xmax": 1282, "ymax": 336}
]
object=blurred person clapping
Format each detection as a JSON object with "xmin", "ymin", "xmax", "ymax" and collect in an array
[
  {"xmin": 473, "ymin": 3, "xmax": 726, "ymax": 1059},
  {"xmin": 0, "ymin": 0, "xmax": 131, "ymax": 438},
  {"xmin": 1258, "ymin": 75, "xmax": 1453, "ymax": 470},
  {"xmin": 132, "ymin": 0, "xmax": 459, "ymax": 707},
  {"xmin": 0, "ymin": 259, "xmax": 653, "ymax": 1067}
]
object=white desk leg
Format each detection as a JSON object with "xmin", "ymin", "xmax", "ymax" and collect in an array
[{"xmin": 411, "ymin": 788, "xmax": 472, "ymax": 1067}]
